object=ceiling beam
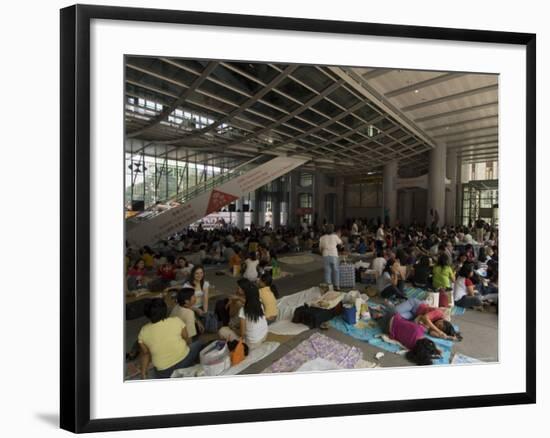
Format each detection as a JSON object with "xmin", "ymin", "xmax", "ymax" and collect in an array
[
  {"xmin": 127, "ymin": 61, "xmax": 219, "ymax": 138},
  {"xmin": 447, "ymin": 134, "xmax": 499, "ymax": 147},
  {"xmin": 457, "ymin": 146, "xmax": 498, "ymax": 155},
  {"xmin": 402, "ymin": 84, "xmax": 498, "ymax": 112},
  {"xmin": 414, "ymin": 101, "xmax": 498, "ymax": 123},
  {"xmin": 385, "ymin": 72, "xmax": 467, "ymax": 98},
  {"xmin": 434, "ymin": 125, "xmax": 498, "ymax": 139},
  {"xmin": 161, "ymin": 63, "xmax": 298, "ymax": 145},
  {"xmin": 362, "ymin": 69, "xmax": 392, "ymax": 80},
  {"xmin": 455, "ymin": 143, "xmax": 498, "ymax": 154},
  {"xmin": 425, "ymin": 114, "xmax": 498, "ymax": 132},
  {"xmin": 332, "ymin": 67, "xmax": 437, "ymax": 147}
]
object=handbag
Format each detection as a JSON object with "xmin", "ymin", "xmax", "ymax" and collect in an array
[
  {"xmin": 204, "ymin": 311, "xmax": 220, "ymax": 333},
  {"xmin": 228, "ymin": 338, "xmax": 248, "ymax": 365}
]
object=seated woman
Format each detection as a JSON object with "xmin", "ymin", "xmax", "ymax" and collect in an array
[
  {"xmin": 174, "ymin": 256, "xmax": 193, "ymax": 282},
  {"xmin": 377, "ymin": 259, "xmax": 407, "ymax": 301},
  {"xmin": 219, "ymin": 279, "xmax": 268, "ymax": 349},
  {"xmin": 410, "ymin": 255, "xmax": 432, "ymax": 288},
  {"xmin": 127, "ymin": 259, "xmax": 149, "ymax": 290},
  {"xmin": 369, "ymin": 307, "xmax": 442, "ymax": 365},
  {"xmin": 138, "ymin": 298, "xmax": 203, "ymax": 379},
  {"xmin": 257, "ymin": 272, "xmax": 279, "ymax": 323},
  {"xmin": 157, "ymin": 262, "xmax": 176, "ymax": 284},
  {"xmin": 390, "ymin": 298, "xmax": 462, "ymax": 341},
  {"xmin": 183, "ymin": 265, "xmax": 209, "ymax": 317},
  {"xmin": 228, "ymin": 248, "xmax": 242, "ymax": 272},
  {"xmin": 432, "ymin": 253, "xmax": 455, "ymax": 290},
  {"xmin": 453, "ymin": 263, "xmax": 483, "ymax": 308},
  {"xmin": 170, "ymin": 288, "xmax": 203, "ymax": 339},
  {"xmin": 243, "ymin": 252, "xmax": 260, "ymax": 282}
]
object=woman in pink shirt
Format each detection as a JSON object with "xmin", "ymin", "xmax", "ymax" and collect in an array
[{"xmin": 370, "ymin": 308, "xmax": 443, "ymax": 365}]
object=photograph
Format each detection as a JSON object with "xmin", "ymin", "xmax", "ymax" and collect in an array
[{"xmin": 123, "ymin": 57, "xmax": 500, "ymax": 381}]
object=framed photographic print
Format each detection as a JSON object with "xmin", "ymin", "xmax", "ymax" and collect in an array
[{"xmin": 60, "ymin": 4, "xmax": 536, "ymax": 433}]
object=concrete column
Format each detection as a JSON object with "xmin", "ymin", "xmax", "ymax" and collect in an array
[
  {"xmin": 252, "ymin": 189, "xmax": 261, "ymax": 228},
  {"xmin": 427, "ymin": 143, "xmax": 446, "ymax": 227},
  {"xmin": 445, "ymin": 147, "xmax": 457, "ymax": 226},
  {"xmin": 272, "ymin": 179, "xmax": 281, "ymax": 230},
  {"xmin": 383, "ymin": 161, "xmax": 398, "ymax": 226},
  {"xmin": 235, "ymin": 197, "xmax": 245, "ymax": 229},
  {"xmin": 401, "ymin": 190, "xmax": 414, "ymax": 227},
  {"xmin": 335, "ymin": 176, "xmax": 345, "ymax": 227},
  {"xmin": 288, "ymin": 171, "xmax": 298, "ymax": 227}
]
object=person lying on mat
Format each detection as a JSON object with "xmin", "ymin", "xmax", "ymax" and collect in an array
[
  {"xmin": 218, "ymin": 278, "xmax": 268, "ymax": 350},
  {"xmin": 138, "ymin": 298, "xmax": 203, "ymax": 379},
  {"xmin": 369, "ymin": 307, "xmax": 442, "ymax": 366},
  {"xmin": 387, "ymin": 298, "xmax": 462, "ymax": 341}
]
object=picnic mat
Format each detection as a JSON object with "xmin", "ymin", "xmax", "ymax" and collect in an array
[
  {"xmin": 275, "ymin": 286, "xmax": 322, "ymax": 322},
  {"xmin": 268, "ymin": 320, "xmax": 310, "ymax": 336},
  {"xmin": 220, "ymin": 269, "xmax": 293, "ymax": 280},
  {"xmin": 262, "ymin": 332, "xmax": 363, "ymax": 373},
  {"xmin": 404, "ymin": 286, "xmax": 466, "ymax": 316},
  {"xmin": 171, "ymin": 342, "xmax": 281, "ymax": 378},
  {"xmin": 329, "ymin": 316, "xmax": 455, "ymax": 365},
  {"xmin": 277, "ymin": 255, "xmax": 316, "ymax": 265}
]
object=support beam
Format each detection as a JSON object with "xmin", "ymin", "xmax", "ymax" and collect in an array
[
  {"xmin": 434, "ymin": 125, "xmax": 498, "ymax": 139},
  {"xmin": 446, "ymin": 148, "xmax": 457, "ymax": 226},
  {"xmin": 425, "ymin": 114, "xmax": 498, "ymax": 132},
  {"xmin": 427, "ymin": 143, "xmax": 446, "ymax": 227},
  {"xmin": 447, "ymin": 134, "xmax": 498, "ymax": 149},
  {"xmin": 383, "ymin": 161, "xmax": 398, "ymax": 226},
  {"xmin": 386, "ymin": 73, "xmax": 466, "ymax": 98},
  {"xmin": 414, "ymin": 101, "xmax": 498, "ymax": 123},
  {"xmin": 402, "ymin": 84, "xmax": 498, "ymax": 112},
  {"xmin": 362, "ymin": 68, "xmax": 392, "ymax": 80}
]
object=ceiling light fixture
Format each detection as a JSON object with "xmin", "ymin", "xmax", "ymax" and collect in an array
[{"xmin": 414, "ymin": 89, "xmax": 419, "ymax": 93}]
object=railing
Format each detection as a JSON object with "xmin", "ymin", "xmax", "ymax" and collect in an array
[{"xmin": 127, "ymin": 155, "xmax": 263, "ymax": 224}]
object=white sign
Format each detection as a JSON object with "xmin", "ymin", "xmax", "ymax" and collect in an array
[{"xmin": 127, "ymin": 156, "xmax": 307, "ymax": 246}]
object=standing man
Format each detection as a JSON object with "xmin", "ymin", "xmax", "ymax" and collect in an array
[
  {"xmin": 319, "ymin": 224, "xmax": 342, "ymax": 291},
  {"xmin": 375, "ymin": 223, "xmax": 385, "ymax": 253}
]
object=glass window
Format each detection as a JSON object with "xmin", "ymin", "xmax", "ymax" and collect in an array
[
  {"xmin": 299, "ymin": 172, "xmax": 313, "ymax": 187},
  {"xmin": 299, "ymin": 193, "xmax": 313, "ymax": 208}
]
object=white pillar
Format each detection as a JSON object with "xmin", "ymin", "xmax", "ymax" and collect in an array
[
  {"xmin": 383, "ymin": 161, "xmax": 398, "ymax": 226},
  {"xmin": 445, "ymin": 147, "xmax": 457, "ymax": 226},
  {"xmin": 235, "ymin": 197, "xmax": 245, "ymax": 229},
  {"xmin": 427, "ymin": 143, "xmax": 446, "ymax": 227}
]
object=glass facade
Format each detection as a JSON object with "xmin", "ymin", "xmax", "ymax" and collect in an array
[{"xmin": 125, "ymin": 153, "xmax": 228, "ymax": 210}]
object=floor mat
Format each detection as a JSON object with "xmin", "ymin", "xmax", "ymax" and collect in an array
[
  {"xmin": 268, "ymin": 320, "xmax": 310, "ymax": 336},
  {"xmin": 278, "ymin": 255, "xmax": 317, "ymax": 265},
  {"xmin": 329, "ymin": 316, "xmax": 455, "ymax": 365},
  {"xmin": 262, "ymin": 332, "xmax": 363, "ymax": 373},
  {"xmin": 170, "ymin": 342, "xmax": 281, "ymax": 378},
  {"xmin": 404, "ymin": 286, "xmax": 466, "ymax": 316}
]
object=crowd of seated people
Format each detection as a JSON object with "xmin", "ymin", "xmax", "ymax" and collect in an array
[{"xmin": 126, "ymin": 217, "xmax": 498, "ymax": 375}]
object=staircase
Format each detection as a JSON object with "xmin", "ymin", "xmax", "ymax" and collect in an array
[{"xmin": 126, "ymin": 155, "xmax": 308, "ymax": 247}]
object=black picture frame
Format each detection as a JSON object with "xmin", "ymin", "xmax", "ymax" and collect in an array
[{"xmin": 60, "ymin": 4, "xmax": 536, "ymax": 433}]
